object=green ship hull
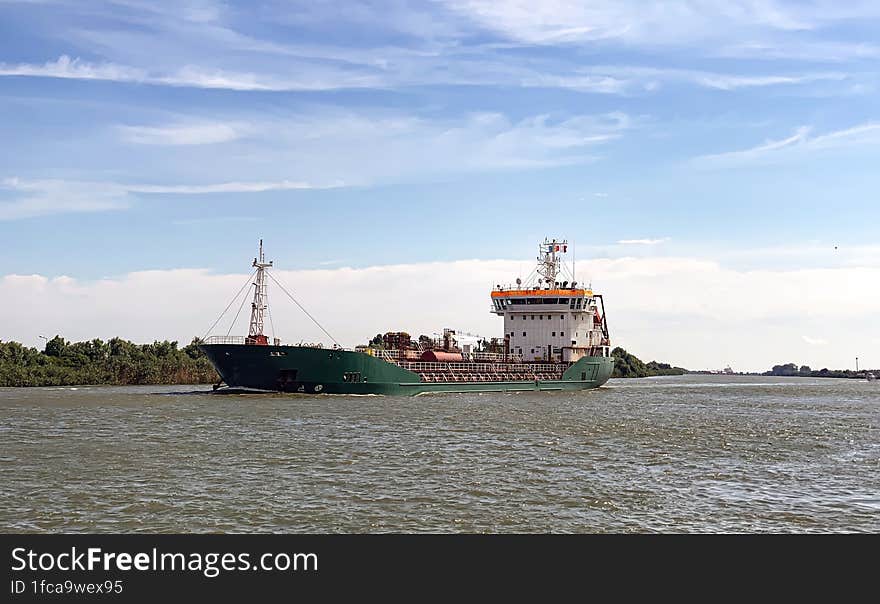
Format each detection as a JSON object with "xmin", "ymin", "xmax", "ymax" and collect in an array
[{"xmin": 200, "ymin": 344, "xmax": 614, "ymax": 396}]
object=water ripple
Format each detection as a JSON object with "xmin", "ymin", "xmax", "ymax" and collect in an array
[{"xmin": 0, "ymin": 376, "xmax": 877, "ymax": 533}]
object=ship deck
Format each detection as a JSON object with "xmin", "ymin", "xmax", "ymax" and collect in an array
[{"xmin": 392, "ymin": 360, "xmax": 568, "ymax": 383}]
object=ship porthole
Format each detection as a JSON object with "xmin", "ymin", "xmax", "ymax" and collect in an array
[{"xmin": 314, "ymin": 384, "xmax": 323, "ymax": 393}]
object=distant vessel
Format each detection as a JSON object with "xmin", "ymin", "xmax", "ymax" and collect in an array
[{"xmin": 199, "ymin": 239, "xmax": 614, "ymax": 395}]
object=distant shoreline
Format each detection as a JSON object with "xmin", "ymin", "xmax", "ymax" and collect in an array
[
  {"xmin": 687, "ymin": 371, "xmax": 874, "ymax": 380},
  {"xmin": 3, "ymin": 336, "xmax": 872, "ymax": 388}
]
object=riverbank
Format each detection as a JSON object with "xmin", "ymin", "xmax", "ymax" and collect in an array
[{"xmin": 0, "ymin": 336, "xmax": 216, "ymax": 387}]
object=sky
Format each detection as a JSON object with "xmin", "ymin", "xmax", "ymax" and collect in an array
[{"xmin": 1, "ymin": 0, "xmax": 879, "ymax": 372}]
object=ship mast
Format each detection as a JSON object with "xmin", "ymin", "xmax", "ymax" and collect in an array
[
  {"xmin": 248, "ymin": 239, "xmax": 273, "ymax": 339},
  {"xmin": 537, "ymin": 238, "xmax": 568, "ymax": 286}
]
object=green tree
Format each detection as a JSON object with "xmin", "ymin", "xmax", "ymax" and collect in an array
[
  {"xmin": 612, "ymin": 347, "xmax": 686, "ymax": 378},
  {"xmin": 44, "ymin": 335, "xmax": 68, "ymax": 357},
  {"xmin": 0, "ymin": 335, "xmax": 218, "ymax": 387}
]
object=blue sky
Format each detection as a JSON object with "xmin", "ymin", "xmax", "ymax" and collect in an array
[{"xmin": 1, "ymin": 1, "xmax": 879, "ymax": 369}]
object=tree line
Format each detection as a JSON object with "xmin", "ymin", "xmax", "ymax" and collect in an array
[
  {"xmin": 764, "ymin": 363, "xmax": 870, "ymax": 379},
  {"xmin": 0, "ymin": 336, "xmax": 218, "ymax": 387},
  {"xmin": 611, "ymin": 347, "xmax": 687, "ymax": 378}
]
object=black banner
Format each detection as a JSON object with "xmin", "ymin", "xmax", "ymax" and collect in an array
[{"xmin": 0, "ymin": 534, "xmax": 870, "ymax": 601}]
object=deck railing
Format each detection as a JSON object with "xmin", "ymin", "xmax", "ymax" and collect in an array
[
  {"xmin": 395, "ymin": 361, "xmax": 566, "ymax": 373},
  {"xmin": 202, "ymin": 336, "xmax": 248, "ymax": 345}
]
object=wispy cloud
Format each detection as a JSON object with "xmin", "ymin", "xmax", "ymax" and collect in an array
[
  {"xmin": 694, "ymin": 122, "xmax": 880, "ymax": 166},
  {"xmin": 171, "ymin": 216, "xmax": 259, "ymax": 226},
  {"xmin": 443, "ymin": 0, "xmax": 880, "ymax": 46},
  {"xmin": 802, "ymin": 335, "xmax": 828, "ymax": 345},
  {"xmin": 573, "ymin": 65, "xmax": 847, "ymax": 92},
  {"xmin": 690, "ymin": 72, "xmax": 845, "ymax": 91},
  {"xmin": 717, "ymin": 39, "xmax": 880, "ymax": 62},
  {"xmin": 0, "ymin": 177, "xmax": 338, "ymax": 220},
  {"xmin": 0, "ymin": 177, "xmax": 131, "ymax": 221},
  {"xmin": 617, "ymin": 238, "xmax": 671, "ymax": 245},
  {"xmin": 0, "ymin": 55, "xmax": 384, "ymax": 91},
  {"xmin": 117, "ymin": 121, "xmax": 249, "ymax": 145},
  {"xmin": 0, "ymin": 52, "xmax": 850, "ymax": 96},
  {"xmin": 251, "ymin": 110, "xmax": 633, "ymax": 180},
  {"xmin": 0, "ymin": 108, "xmax": 632, "ymax": 220},
  {"xmin": 129, "ymin": 180, "xmax": 341, "ymax": 194},
  {"xmin": 0, "ymin": 55, "xmax": 145, "ymax": 82}
]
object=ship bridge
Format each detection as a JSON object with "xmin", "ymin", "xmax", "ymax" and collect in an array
[{"xmin": 490, "ymin": 239, "xmax": 610, "ymax": 363}]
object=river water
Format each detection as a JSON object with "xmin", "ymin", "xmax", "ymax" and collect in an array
[{"xmin": 0, "ymin": 375, "xmax": 877, "ymax": 533}]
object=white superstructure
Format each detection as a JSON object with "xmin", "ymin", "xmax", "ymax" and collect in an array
[{"xmin": 490, "ymin": 238, "xmax": 610, "ymax": 362}]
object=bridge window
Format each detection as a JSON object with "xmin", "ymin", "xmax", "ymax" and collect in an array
[
  {"xmin": 523, "ymin": 332, "xmax": 526, "ymax": 337},
  {"xmin": 552, "ymin": 332, "xmax": 556, "ymax": 337}
]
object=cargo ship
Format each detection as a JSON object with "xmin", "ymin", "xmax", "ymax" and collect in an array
[{"xmin": 200, "ymin": 239, "xmax": 614, "ymax": 395}]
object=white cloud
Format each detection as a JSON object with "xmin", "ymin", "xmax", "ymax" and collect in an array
[
  {"xmin": 693, "ymin": 122, "xmax": 880, "ymax": 166},
  {"xmin": 0, "ymin": 51, "xmax": 849, "ymax": 96},
  {"xmin": 718, "ymin": 242, "xmax": 880, "ymax": 269},
  {"xmin": 717, "ymin": 39, "xmax": 880, "ymax": 62},
  {"xmin": 691, "ymin": 72, "xmax": 844, "ymax": 90},
  {"xmin": 128, "ymin": 180, "xmax": 338, "ymax": 194},
  {"xmin": 3, "ymin": 255, "xmax": 879, "ymax": 372},
  {"xmin": 118, "ymin": 122, "xmax": 248, "ymax": 145},
  {"xmin": 617, "ymin": 238, "xmax": 670, "ymax": 245},
  {"xmin": 0, "ymin": 55, "xmax": 145, "ymax": 82},
  {"xmin": 0, "ymin": 177, "xmax": 336, "ymax": 220},
  {"xmin": 443, "ymin": 0, "xmax": 880, "ymax": 46},
  {"xmin": 0, "ymin": 55, "xmax": 383, "ymax": 92},
  {"xmin": 0, "ymin": 109, "xmax": 629, "ymax": 219},
  {"xmin": 573, "ymin": 65, "xmax": 846, "ymax": 91},
  {"xmin": 251, "ymin": 110, "xmax": 632, "ymax": 180},
  {"xmin": 123, "ymin": 110, "xmax": 630, "ymax": 187},
  {"xmin": 0, "ymin": 178, "xmax": 131, "ymax": 220}
]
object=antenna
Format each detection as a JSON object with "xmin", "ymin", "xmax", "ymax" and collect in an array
[{"xmin": 536, "ymin": 238, "xmax": 568, "ymax": 286}]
